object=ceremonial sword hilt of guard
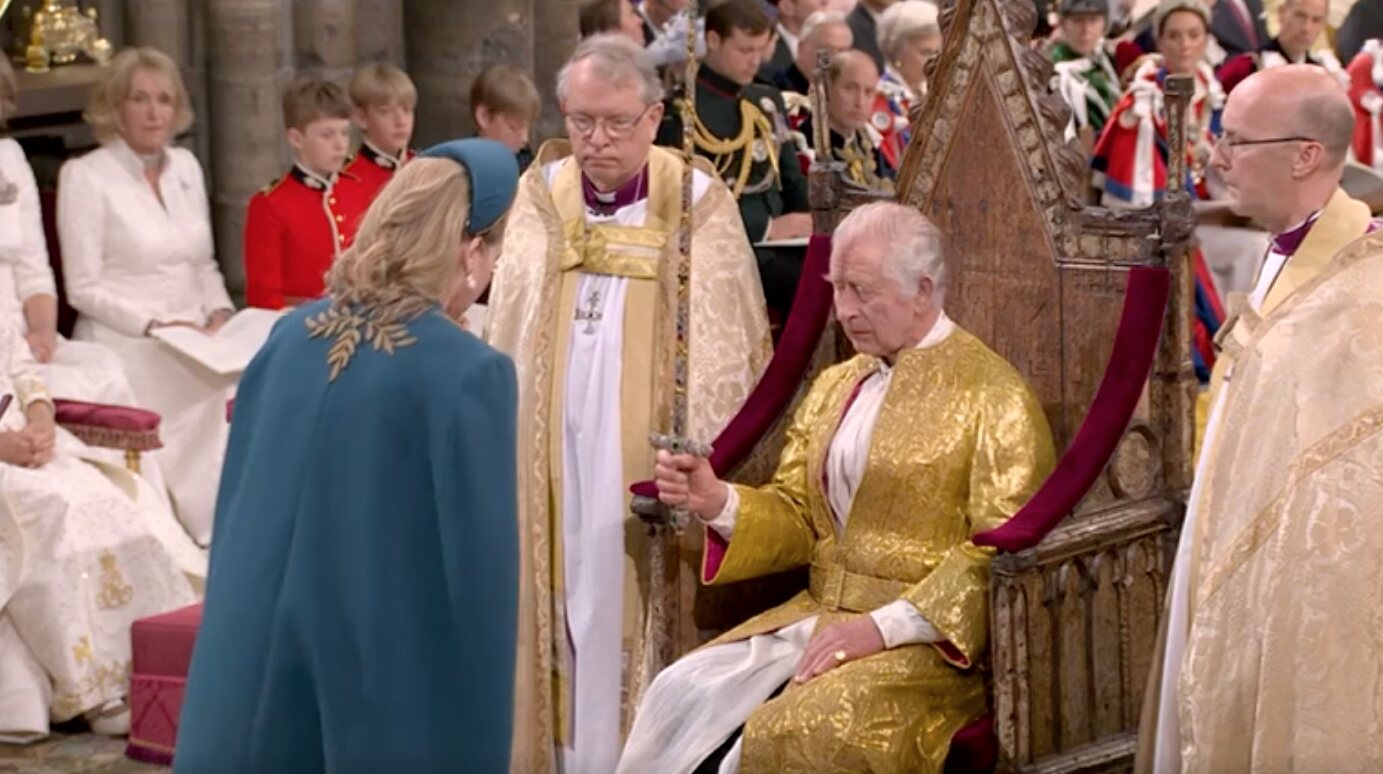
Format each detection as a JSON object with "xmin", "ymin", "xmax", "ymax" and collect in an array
[{"xmin": 632, "ymin": 433, "xmax": 714, "ymax": 534}]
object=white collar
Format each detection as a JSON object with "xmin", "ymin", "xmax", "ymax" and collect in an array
[
  {"xmin": 879, "ymin": 311, "xmax": 954, "ymax": 374},
  {"xmin": 294, "ymin": 161, "xmax": 337, "ymax": 190},
  {"xmin": 107, "ymin": 136, "xmax": 168, "ymax": 180},
  {"xmin": 777, "ymin": 22, "xmax": 800, "ymax": 56}
]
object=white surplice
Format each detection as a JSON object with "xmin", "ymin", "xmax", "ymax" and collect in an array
[
  {"xmin": 555, "ymin": 162, "xmax": 713, "ymax": 774},
  {"xmin": 617, "ymin": 315, "xmax": 956, "ymax": 774},
  {"xmin": 1151, "ymin": 241, "xmax": 1291, "ymax": 774},
  {"xmin": 58, "ymin": 139, "xmax": 237, "ymax": 545},
  {"xmin": 0, "ymin": 318, "xmax": 204, "ymax": 743}
]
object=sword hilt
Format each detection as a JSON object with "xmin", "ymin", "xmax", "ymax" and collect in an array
[{"xmin": 637, "ymin": 432, "xmax": 713, "ymax": 533}]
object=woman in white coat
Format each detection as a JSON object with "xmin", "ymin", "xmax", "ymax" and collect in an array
[{"xmin": 58, "ymin": 47, "xmax": 235, "ymax": 545}]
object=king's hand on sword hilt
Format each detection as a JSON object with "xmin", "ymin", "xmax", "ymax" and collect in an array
[{"xmin": 633, "ymin": 432, "xmax": 713, "ymax": 534}]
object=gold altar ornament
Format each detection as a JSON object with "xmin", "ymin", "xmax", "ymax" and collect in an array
[{"xmin": 24, "ymin": 0, "xmax": 112, "ymax": 73}]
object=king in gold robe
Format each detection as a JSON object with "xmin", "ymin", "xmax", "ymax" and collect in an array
[
  {"xmin": 1170, "ymin": 229, "xmax": 1383, "ymax": 772},
  {"xmin": 487, "ymin": 139, "xmax": 771, "ymax": 774},
  {"xmin": 619, "ymin": 316, "xmax": 1054, "ymax": 773}
]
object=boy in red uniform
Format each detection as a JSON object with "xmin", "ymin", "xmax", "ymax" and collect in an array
[
  {"xmin": 343, "ymin": 64, "xmax": 417, "ymax": 200},
  {"xmin": 243, "ymin": 78, "xmax": 370, "ymax": 309}
]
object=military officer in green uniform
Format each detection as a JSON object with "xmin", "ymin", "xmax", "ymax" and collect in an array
[{"xmin": 657, "ymin": 0, "xmax": 812, "ymax": 327}]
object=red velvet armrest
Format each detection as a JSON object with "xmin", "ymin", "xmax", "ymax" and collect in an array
[
  {"xmin": 53, "ymin": 398, "xmax": 164, "ymax": 452},
  {"xmin": 973, "ymin": 266, "xmax": 1171, "ymax": 553}
]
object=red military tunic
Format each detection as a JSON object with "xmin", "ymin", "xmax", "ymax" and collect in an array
[
  {"xmin": 1348, "ymin": 40, "xmax": 1383, "ymax": 171},
  {"xmin": 242, "ymin": 164, "xmax": 371, "ymax": 309},
  {"xmin": 341, "ymin": 141, "xmax": 415, "ymax": 203}
]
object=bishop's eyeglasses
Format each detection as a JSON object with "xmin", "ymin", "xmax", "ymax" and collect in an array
[
  {"xmin": 1213, "ymin": 134, "xmax": 1319, "ymax": 160},
  {"xmin": 565, "ymin": 104, "xmax": 655, "ymax": 140}
]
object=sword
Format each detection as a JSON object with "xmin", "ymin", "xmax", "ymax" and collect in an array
[{"xmin": 634, "ymin": 0, "xmax": 709, "ymax": 689}]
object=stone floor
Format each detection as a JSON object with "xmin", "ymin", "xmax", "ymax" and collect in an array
[{"xmin": 0, "ymin": 729, "xmax": 159, "ymax": 774}]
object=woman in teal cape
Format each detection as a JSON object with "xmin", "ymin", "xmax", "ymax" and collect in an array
[{"xmin": 176, "ymin": 140, "xmax": 521, "ymax": 774}]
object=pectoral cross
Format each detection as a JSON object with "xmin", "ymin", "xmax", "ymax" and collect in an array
[{"xmin": 576, "ymin": 290, "xmax": 603, "ymax": 334}]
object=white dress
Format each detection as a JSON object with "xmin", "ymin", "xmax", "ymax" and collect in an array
[
  {"xmin": 58, "ymin": 138, "xmax": 236, "ymax": 545},
  {"xmin": 0, "ymin": 138, "xmax": 172, "ymax": 499},
  {"xmin": 0, "ymin": 318, "xmax": 205, "ymax": 743}
]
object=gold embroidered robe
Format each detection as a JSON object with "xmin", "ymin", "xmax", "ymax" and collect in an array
[
  {"xmin": 704, "ymin": 328, "xmax": 1053, "ymax": 773},
  {"xmin": 487, "ymin": 141, "xmax": 771, "ymax": 773},
  {"xmin": 1176, "ymin": 229, "xmax": 1383, "ymax": 773}
]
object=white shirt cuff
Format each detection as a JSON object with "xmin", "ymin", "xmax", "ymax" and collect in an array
[
  {"xmin": 869, "ymin": 599, "xmax": 942, "ymax": 649},
  {"xmin": 704, "ymin": 485, "xmax": 740, "ymax": 540}
]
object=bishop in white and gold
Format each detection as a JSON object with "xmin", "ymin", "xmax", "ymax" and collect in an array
[{"xmin": 486, "ymin": 34, "xmax": 771, "ymax": 774}]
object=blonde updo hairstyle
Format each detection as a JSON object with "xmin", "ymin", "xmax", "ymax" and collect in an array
[
  {"xmin": 326, "ymin": 158, "xmax": 506, "ymax": 308},
  {"xmin": 84, "ymin": 46, "xmax": 195, "ymax": 144}
]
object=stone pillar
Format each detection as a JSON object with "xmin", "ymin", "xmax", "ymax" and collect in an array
[
  {"xmin": 404, "ymin": 0, "xmax": 533, "ymax": 146},
  {"xmin": 292, "ymin": 0, "xmax": 356, "ymax": 87},
  {"xmin": 531, "ymin": 0, "xmax": 579, "ymax": 140},
  {"xmin": 124, "ymin": 0, "xmax": 190, "ymax": 61},
  {"xmin": 356, "ymin": 0, "xmax": 405, "ymax": 66},
  {"xmin": 206, "ymin": 0, "xmax": 283, "ymax": 302},
  {"xmin": 92, "ymin": 0, "xmax": 127, "ymax": 48}
]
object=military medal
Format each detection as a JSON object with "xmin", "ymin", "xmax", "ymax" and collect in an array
[
  {"xmin": 871, "ymin": 111, "xmax": 892, "ymax": 133},
  {"xmin": 752, "ymin": 137, "xmax": 769, "ymax": 162}
]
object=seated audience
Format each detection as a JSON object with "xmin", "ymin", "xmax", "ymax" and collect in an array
[
  {"xmin": 343, "ymin": 63, "xmax": 418, "ymax": 201},
  {"xmin": 774, "ymin": 10, "xmax": 853, "ymax": 95},
  {"xmin": 470, "ymin": 64, "xmax": 541, "ymax": 173},
  {"xmin": 799, "ymin": 51, "xmax": 894, "ymax": 187},
  {"xmin": 1050, "ymin": 0, "xmax": 1122, "ymax": 141},
  {"xmin": 244, "ymin": 78, "xmax": 371, "ymax": 310},
  {"xmin": 580, "ymin": 0, "xmax": 647, "ymax": 43},
  {"xmin": 1092, "ymin": 0, "xmax": 1227, "ymax": 381},
  {"xmin": 0, "ymin": 57, "xmax": 174, "ymax": 499},
  {"xmin": 58, "ymin": 47, "xmax": 236, "ymax": 545},
  {"xmin": 875, "ymin": 0, "xmax": 941, "ymax": 168},
  {"xmin": 1217, "ymin": 0, "xmax": 1345, "ymax": 94},
  {"xmin": 0, "ymin": 314, "xmax": 203, "ymax": 743},
  {"xmin": 1347, "ymin": 38, "xmax": 1383, "ymax": 171},
  {"xmin": 757, "ymin": 0, "xmax": 829, "ymax": 83}
]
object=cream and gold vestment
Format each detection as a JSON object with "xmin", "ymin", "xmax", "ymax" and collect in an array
[
  {"xmin": 487, "ymin": 141, "xmax": 770, "ymax": 774},
  {"xmin": 1175, "ymin": 228, "xmax": 1383, "ymax": 773},
  {"xmin": 1144, "ymin": 189, "xmax": 1378, "ymax": 773}
]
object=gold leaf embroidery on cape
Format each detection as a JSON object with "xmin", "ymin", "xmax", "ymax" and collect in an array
[{"xmin": 305, "ymin": 301, "xmax": 421, "ymax": 381}]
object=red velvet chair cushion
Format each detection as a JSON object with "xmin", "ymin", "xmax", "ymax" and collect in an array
[{"xmin": 52, "ymin": 398, "xmax": 164, "ymax": 451}]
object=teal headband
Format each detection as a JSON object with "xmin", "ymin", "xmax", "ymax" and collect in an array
[{"xmin": 417, "ymin": 138, "xmax": 520, "ymax": 233}]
